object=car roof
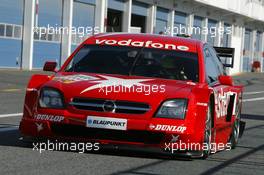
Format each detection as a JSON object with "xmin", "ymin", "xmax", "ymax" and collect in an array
[{"xmin": 84, "ymin": 33, "xmax": 202, "ymax": 53}]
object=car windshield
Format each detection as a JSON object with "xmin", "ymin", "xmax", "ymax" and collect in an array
[{"xmin": 65, "ymin": 45, "xmax": 199, "ymax": 82}]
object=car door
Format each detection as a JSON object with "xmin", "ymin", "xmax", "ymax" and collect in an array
[{"xmin": 204, "ymin": 45, "xmax": 232, "ymax": 146}]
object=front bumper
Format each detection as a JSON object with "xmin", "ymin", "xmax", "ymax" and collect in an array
[{"xmin": 19, "ymin": 112, "xmax": 205, "ymax": 158}]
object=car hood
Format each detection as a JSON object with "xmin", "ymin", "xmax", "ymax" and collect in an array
[{"xmin": 43, "ymin": 72, "xmax": 196, "ymax": 104}]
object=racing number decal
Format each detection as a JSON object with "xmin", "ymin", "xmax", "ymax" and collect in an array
[{"xmin": 213, "ymin": 88, "xmax": 237, "ymax": 118}]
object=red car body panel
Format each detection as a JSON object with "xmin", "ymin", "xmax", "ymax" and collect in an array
[{"xmin": 19, "ymin": 33, "xmax": 243, "ymax": 156}]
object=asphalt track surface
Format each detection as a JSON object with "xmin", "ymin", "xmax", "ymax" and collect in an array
[{"xmin": 0, "ymin": 70, "xmax": 263, "ymax": 175}]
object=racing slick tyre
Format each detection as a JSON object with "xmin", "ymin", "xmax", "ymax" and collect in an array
[
  {"xmin": 229, "ymin": 111, "xmax": 241, "ymax": 149},
  {"xmin": 202, "ymin": 103, "xmax": 213, "ymax": 159}
]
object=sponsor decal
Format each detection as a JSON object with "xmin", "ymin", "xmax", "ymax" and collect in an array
[
  {"xmin": 34, "ymin": 114, "xmax": 64, "ymax": 122},
  {"xmin": 35, "ymin": 123, "xmax": 44, "ymax": 132},
  {"xmin": 186, "ymin": 82, "xmax": 196, "ymax": 86},
  {"xmin": 53, "ymin": 74, "xmax": 98, "ymax": 84},
  {"xmin": 87, "ymin": 116, "xmax": 127, "ymax": 130},
  {"xmin": 95, "ymin": 39, "xmax": 190, "ymax": 51},
  {"xmin": 149, "ymin": 124, "xmax": 156, "ymax": 130},
  {"xmin": 26, "ymin": 88, "xmax": 37, "ymax": 92},
  {"xmin": 149, "ymin": 124, "xmax": 186, "ymax": 133},
  {"xmin": 214, "ymin": 88, "xmax": 237, "ymax": 118},
  {"xmin": 196, "ymin": 102, "xmax": 208, "ymax": 107},
  {"xmin": 170, "ymin": 135, "xmax": 180, "ymax": 143}
]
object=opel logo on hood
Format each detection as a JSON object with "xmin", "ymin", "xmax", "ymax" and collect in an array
[{"xmin": 103, "ymin": 101, "xmax": 116, "ymax": 113}]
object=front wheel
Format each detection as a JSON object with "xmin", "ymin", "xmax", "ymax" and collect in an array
[{"xmin": 229, "ymin": 112, "xmax": 241, "ymax": 149}]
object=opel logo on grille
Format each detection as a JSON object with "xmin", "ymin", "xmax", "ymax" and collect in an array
[{"xmin": 103, "ymin": 101, "xmax": 116, "ymax": 113}]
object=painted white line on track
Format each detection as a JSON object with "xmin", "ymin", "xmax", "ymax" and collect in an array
[
  {"xmin": 243, "ymin": 97, "xmax": 264, "ymax": 102},
  {"xmin": 0, "ymin": 113, "xmax": 23, "ymax": 118},
  {"xmin": 244, "ymin": 91, "xmax": 264, "ymax": 95},
  {"xmin": 0, "ymin": 127, "xmax": 18, "ymax": 132}
]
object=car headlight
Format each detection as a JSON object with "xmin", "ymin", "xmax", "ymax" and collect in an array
[
  {"xmin": 39, "ymin": 88, "xmax": 64, "ymax": 109},
  {"xmin": 156, "ymin": 99, "xmax": 188, "ymax": 119}
]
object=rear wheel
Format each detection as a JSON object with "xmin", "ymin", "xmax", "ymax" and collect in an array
[
  {"xmin": 229, "ymin": 112, "xmax": 241, "ymax": 149},
  {"xmin": 202, "ymin": 104, "xmax": 212, "ymax": 159}
]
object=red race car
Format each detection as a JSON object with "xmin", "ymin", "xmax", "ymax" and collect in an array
[{"xmin": 20, "ymin": 33, "xmax": 245, "ymax": 158}]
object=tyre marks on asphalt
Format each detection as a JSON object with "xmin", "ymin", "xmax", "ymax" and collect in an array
[
  {"xmin": 234, "ymin": 78, "xmax": 264, "ymax": 87},
  {"xmin": 0, "ymin": 88, "xmax": 22, "ymax": 93},
  {"xmin": 0, "ymin": 114, "xmax": 21, "ymax": 132},
  {"xmin": 0, "ymin": 127, "xmax": 18, "ymax": 132},
  {"xmin": 243, "ymin": 97, "xmax": 264, "ymax": 102},
  {"xmin": 0, "ymin": 89, "xmax": 22, "ymax": 92},
  {"xmin": 0, "ymin": 123, "xmax": 19, "ymax": 132},
  {"xmin": 0, "ymin": 113, "xmax": 22, "ymax": 118},
  {"xmin": 243, "ymin": 91, "xmax": 264, "ymax": 102},
  {"xmin": 244, "ymin": 91, "xmax": 264, "ymax": 95},
  {"xmin": 200, "ymin": 144, "xmax": 264, "ymax": 175}
]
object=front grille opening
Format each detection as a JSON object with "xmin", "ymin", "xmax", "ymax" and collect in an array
[
  {"xmin": 51, "ymin": 124, "xmax": 164, "ymax": 144},
  {"xmin": 70, "ymin": 98, "xmax": 150, "ymax": 114}
]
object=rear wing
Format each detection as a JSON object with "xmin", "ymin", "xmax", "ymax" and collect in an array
[{"xmin": 214, "ymin": 47, "xmax": 235, "ymax": 68}]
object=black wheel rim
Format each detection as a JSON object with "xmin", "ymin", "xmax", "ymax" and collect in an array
[
  {"xmin": 204, "ymin": 106, "xmax": 212, "ymax": 155},
  {"xmin": 233, "ymin": 113, "xmax": 240, "ymax": 143}
]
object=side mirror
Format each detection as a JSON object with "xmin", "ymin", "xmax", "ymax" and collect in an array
[
  {"xmin": 218, "ymin": 75, "xmax": 233, "ymax": 86},
  {"xmin": 43, "ymin": 61, "xmax": 57, "ymax": 72}
]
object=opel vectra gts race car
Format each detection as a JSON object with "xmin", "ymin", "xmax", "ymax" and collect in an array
[{"xmin": 20, "ymin": 33, "xmax": 245, "ymax": 158}]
